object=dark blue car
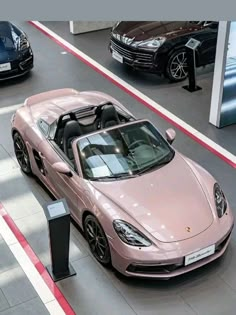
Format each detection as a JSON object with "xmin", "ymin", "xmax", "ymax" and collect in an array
[{"xmin": 0, "ymin": 21, "xmax": 33, "ymax": 81}]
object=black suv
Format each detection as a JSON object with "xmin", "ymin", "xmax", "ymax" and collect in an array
[{"xmin": 109, "ymin": 21, "xmax": 218, "ymax": 82}]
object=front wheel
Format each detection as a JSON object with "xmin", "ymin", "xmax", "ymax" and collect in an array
[
  {"xmin": 84, "ymin": 215, "xmax": 111, "ymax": 266},
  {"xmin": 13, "ymin": 132, "xmax": 32, "ymax": 175},
  {"xmin": 165, "ymin": 49, "xmax": 188, "ymax": 82}
]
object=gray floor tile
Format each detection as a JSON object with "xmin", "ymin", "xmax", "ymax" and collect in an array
[
  {"xmin": 0, "ymin": 297, "xmax": 49, "ymax": 315},
  {"xmin": 179, "ymin": 277, "xmax": 236, "ymax": 315},
  {"xmin": 104, "ymin": 270, "xmax": 197, "ymax": 315},
  {"xmin": 0, "ymin": 240, "xmax": 17, "ymax": 275},
  {"xmin": 57, "ymin": 256, "xmax": 137, "ymax": 315},
  {"xmin": 218, "ymin": 241, "xmax": 236, "ymax": 293},
  {"xmin": 0, "ymin": 145, "xmax": 18, "ymax": 176},
  {"xmin": 0, "ymin": 288, "xmax": 9, "ymax": 312},
  {"xmin": 127, "ymin": 297, "xmax": 196, "ymax": 315},
  {"xmin": 0, "ymin": 267, "xmax": 37, "ymax": 307},
  {"xmin": 0, "ymin": 169, "xmax": 43, "ymax": 220}
]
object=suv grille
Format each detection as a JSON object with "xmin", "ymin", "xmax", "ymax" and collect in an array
[{"xmin": 111, "ymin": 38, "xmax": 153, "ymax": 63}]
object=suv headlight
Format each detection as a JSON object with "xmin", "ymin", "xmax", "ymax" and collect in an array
[
  {"xmin": 131, "ymin": 37, "xmax": 166, "ymax": 49},
  {"xmin": 214, "ymin": 183, "xmax": 227, "ymax": 218},
  {"xmin": 112, "ymin": 21, "xmax": 120, "ymax": 32},
  {"xmin": 113, "ymin": 219, "xmax": 152, "ymax": 247}
]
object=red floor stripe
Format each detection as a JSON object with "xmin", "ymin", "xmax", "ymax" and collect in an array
[
  {"xmin": 28, "ymin": 21, "xmax": 236, "ymax": 168},
  {"xmin": 0, "ymin": 203, "xmax": 76, "ymax": 315}
]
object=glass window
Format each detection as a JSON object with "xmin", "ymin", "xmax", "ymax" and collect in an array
[
  {"xmin": 0, "ymin": 35, "xmax": 15, "ymax": 51},
  {"xmin": 77, "ymin": 121, "xmax": 175, "ymax": 180},
  {"xmin": 38, "ymin": 119, "xmax": 50, "ymax": 136}
]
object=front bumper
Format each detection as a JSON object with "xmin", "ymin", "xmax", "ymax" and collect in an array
[
  {"xmin": 0, "ymin": 49, "xmax": 34, "ymax": 81},
  {"xmin": 109, "ymin": 211, "xmax": 234, "ymax": 279},
  {"xmin": 109, "ymin": 38, "xmax": 161, "ymax": 73}
]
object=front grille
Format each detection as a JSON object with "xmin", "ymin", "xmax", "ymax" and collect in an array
[
  {"xmin": 19, "ymin": 56, "xmax": 33, "ymax": 71},
  {"xmin": 110, "ymin": 38, "xmax": 153, "ymax": 64},
  {"xmin": 127, "ymin": 263, "xmax": 183, "ymax": 274}
]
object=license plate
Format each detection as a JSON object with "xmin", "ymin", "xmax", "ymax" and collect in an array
[
  {"xmin": 0, "ymin": 62, "xmax": 11, "ymax": 72},
  {"xmin": 185, "ymin": 244, "xmax": 215, "ymax": 266},
  {"xmin": 112, "ymin": 51, "xmax": 123, "ymax": 63}
]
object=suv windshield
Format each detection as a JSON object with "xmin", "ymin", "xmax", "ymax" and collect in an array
[{"xmin": 77, "ymin": 121, "xmax": 175, "ymax": 180}]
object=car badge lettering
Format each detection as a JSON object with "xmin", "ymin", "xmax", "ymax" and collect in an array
[{"xmin": 185, "ymin": 227, "xmax": 191, "ymax": 232}]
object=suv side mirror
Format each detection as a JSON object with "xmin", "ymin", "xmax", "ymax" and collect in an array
[
  {"xmin": 208, "ymin": 22, "xmax": 218, "ymax": 29},
  {"xmin": 165, "ymin": 128, "xmax": 176, "ymax": 145}
]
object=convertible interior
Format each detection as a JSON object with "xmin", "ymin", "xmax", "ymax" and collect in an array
[{"xmin": 53, "ymin": 102, "xmax": 134, "ymax": 162}]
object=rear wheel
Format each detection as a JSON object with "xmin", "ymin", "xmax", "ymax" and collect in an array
[
  {"xmin": 13, "ymin": 132, "xmax": 32, "ymax": 175},
  {"xmin": 165, "ymin": 49, "xmax": 188, "ymax": 82},
  {"xmin": 84, "ymin": 215, "xmax": 111, "ymax": 266}
]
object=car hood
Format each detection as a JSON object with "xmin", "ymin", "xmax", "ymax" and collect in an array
[
  {"xmin": 112, "ymin": 21, "xmax": 203, "ymax": 42},
  {"xmin": 0, "ymin": 50, "xmax": 19, "ymax": 62},
  {"xmin": 90, "ymin": 153, "xmax": 214, "ymax": 243}
]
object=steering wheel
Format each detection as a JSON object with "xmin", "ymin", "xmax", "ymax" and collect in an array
[{"xmin": 128, "ymin": 139, "xmax": 147, "ymax": 150}]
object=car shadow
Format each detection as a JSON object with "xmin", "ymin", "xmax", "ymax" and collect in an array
[
  {"xmin": 107, "ymin": 60, "xmax": 214, "ymax": 89},
  {"xmin": 0, "ymin": 72, "xmax": 32, "ymax": 88}
]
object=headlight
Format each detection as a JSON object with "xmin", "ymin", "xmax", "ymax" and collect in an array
[
  {"xmin": 112, "ymin": 21, "xmax": 120, "ymax": 31},
  {"xmin": 214, "ymin": 183, "xmax": 227, "ymax": 218},
  {"xmin": 19, "ymin": 35, "xmax": 30, "ymax": 50},
  {"xmin": 113, "ymin": 219, "xmax": 152, "ymax": 247},
  {"xmin": 131, "ymin": 37, "xmax": 166, "ymax": 49}
]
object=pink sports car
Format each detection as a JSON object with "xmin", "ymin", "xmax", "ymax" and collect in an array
[{"xmin": 11, "ymin": 88, "xmax": 234, "ymax": 279}]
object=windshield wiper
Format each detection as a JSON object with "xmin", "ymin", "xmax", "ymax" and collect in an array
[
  {"xmin": 136, "ymin": 153, "xmax": 175, "ymax": 175},
  {"xmin": 93, "ymin": 172, "xmax": 137, "ymax": 181}
]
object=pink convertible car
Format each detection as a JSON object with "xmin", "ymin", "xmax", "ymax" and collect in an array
[{"xmin": 11, "ymin": 88, "xmax": 234, "ymax": 279}]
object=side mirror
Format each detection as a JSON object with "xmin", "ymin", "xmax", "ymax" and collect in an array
[
  {"xmin": 165, "ymin": 128, "xmax": 176, "ymax": 145},
  {"xmin": 52, "ymin": 162, "xmax": 73, "ymax": 177},
  {"xmin": 208, "ymin": 22, "xmax": 218, "ymax": 29}
]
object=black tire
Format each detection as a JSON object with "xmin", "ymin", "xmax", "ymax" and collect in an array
[
  {"xmin": 84, "ymin": 215, "xmax": 111, "ymax": 266},
  {"xmin": 13, "ymin": 132, "xmax": 32, "ymax": 175},
  {"xmin": 165, "ymin": 48, "xmax": 188, "ymax": 82}
]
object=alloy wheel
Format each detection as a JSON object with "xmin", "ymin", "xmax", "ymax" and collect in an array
[
  {"xmin": 13, "ymin": 133, "xmax": 31, "ymax": 174},
  {"xmin": 169, "ymin": 51, "xmax": 188, "ymax": 80},
  {"xmin": 85, "ymin": 215, "xmax": 111, "ymax": 265}
]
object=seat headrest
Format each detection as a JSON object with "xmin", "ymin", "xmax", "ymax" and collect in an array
[
  {"xmin": 63, "ymin": 120, "xmax": 82, "ymax": 140},
  {"xmin": 100, "ymin": 105, "xmax": 120, "ymax": 129}
]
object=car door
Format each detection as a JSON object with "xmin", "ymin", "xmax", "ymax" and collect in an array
[
  {"xmin": 37, "ymin": 139, "xmax": 89, "ymax": 226},
  {"xmin": 195, "ymin": 22, "xmax": 218, "ymax": 65}
]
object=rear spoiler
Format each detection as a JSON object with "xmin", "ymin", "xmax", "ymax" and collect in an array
[{"xmin": 24, "ymin": 88, "xmax": 79, "ymax": 107}]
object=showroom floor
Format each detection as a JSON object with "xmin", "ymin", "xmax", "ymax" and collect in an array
[
  {"xmin": 0, "ymin": 228, "xmax": 50, "ymax": 314},
  {"xmin": 1, "ymin": 21, "xmax": 236, "ymax": 315}
]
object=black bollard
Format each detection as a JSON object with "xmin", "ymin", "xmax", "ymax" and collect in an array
[
  {"xmin": 183, "ymin": 38, "xmax": 202, "ymax": 92},
  {"xmin": 43, "ymin": 198, "xmax": 76, "ymax": 282}
]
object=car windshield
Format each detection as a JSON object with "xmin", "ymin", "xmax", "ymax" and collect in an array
[
  {"xmin": 0, "ymin": 23, "xmax": 16, "ymax": 52},
  {"xmin": 0, "ymin": 35, "xmax": 15, "ymax": 52},
  {"xmin": 77, "ymin": 121, "xmax": 175, "ymax": 180}
]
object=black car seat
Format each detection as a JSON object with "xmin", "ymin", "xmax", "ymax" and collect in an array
[
  {"xmin": 55, "ymin": 117, "xmax": 71, "ymax": 149},
  {"xmin": 63, "ymin": 121, "xmax": 82, "ymax": 160},
  {"xmin": 100, "ymin": 105, "xmax": 121, "ymax": 129}
]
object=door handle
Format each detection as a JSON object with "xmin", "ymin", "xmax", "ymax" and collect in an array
[{"xmin": 39, "ymin": 152, "xmax": 45, "ymax": 159}]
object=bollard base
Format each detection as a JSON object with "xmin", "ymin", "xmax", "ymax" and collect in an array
[
  {"xmin": 47, "ymin": 263, "xmax": 76, "ymax": 282},
  {"xmin": 182, "ymin": 85, "xmax": 202, "ymax": 92}
]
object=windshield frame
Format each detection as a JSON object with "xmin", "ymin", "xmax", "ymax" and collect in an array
[{"xmin": 74, "ymin": 119, "xmax": 175, "ymax": 181}]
